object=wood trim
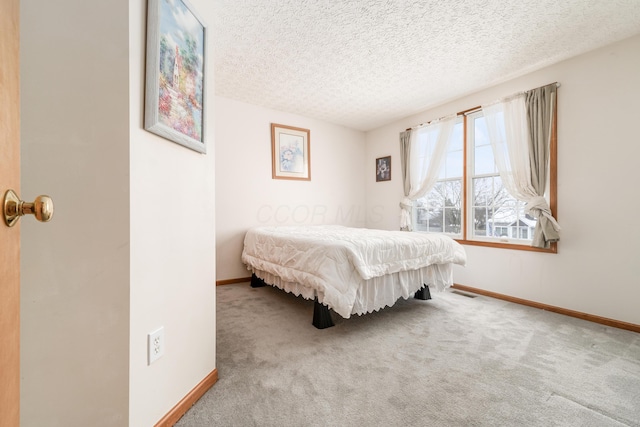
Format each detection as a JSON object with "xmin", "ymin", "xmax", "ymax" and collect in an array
[
  {"xmin": 455, "ymin": 239, "xmax": 557, "ymax": 253},
  {"xmin": 548, "ymin": 88, "xmax": 558, "ymax": 254},
  {"xmin": 0, "ymin": 0, "xmax": 21, "ymax": 425},
  {"xmin": 452, "ymin": 284, "xmax": 640, "ymax": 334},
  {"xmin": 459, "ymin": 105, "xmax": 481, "ymax": 116},
  {"xmin": 154, "ymin": 369, "xmax": 218, "ymax": 427},
  {"xmin": 216, "ymin": 277, "xmax": 252, "ymax": 286}
]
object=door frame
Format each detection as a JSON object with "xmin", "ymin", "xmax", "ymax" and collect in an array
[{"xmin": 0, "ymin": 0, "xmax": 22, "ymax": 425}]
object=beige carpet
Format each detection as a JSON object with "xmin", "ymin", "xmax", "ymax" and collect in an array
[{"xmin": 176, "ymin": 283, "xmax": 640, "ymax": 426}]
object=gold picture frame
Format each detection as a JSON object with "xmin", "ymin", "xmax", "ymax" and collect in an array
[{"xmin": 271, "ymin": 123, "xmax": 311, "ymax": 181}]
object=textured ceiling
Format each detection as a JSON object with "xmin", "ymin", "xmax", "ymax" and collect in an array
[{"xmin": 212, "ymin": 0, "xmax": 640, "ymax": 131}]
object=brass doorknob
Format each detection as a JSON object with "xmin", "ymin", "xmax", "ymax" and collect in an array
[{"xmin": 3, "ymin": 189, "xmax": 54, "ymax": 227}]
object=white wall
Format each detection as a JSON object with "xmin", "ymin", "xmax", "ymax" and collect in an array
[
  {"xmin": 365, "ymin": 34, "xmax": 640, "ymax": 325},
  {"xmin": 21, "ymin": 1, "xmax": 217, "ymax": 426},
  {"xmin": 20, "ymin": 1, "xmax": 130, "ymax": 426},
  {"xmin": 215, "ymin": 97, "xmax": 367, "ymax": 281},
  {"xmin": 129, "ymin": 0, "xmax": 216, "ymax": 426}
]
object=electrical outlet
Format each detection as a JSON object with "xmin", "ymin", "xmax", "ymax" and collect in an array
[{"xmin": 148, "ymin": 327, "xmax": 165, "ymax": 365}]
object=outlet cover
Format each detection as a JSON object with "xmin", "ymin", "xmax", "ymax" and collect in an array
[{"xmin": 148, "ymin": 327, "xmax": 165, "ymax": 365}]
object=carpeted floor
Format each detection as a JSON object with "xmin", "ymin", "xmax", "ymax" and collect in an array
[{"xmin": 176, "ymin": 283, "xmax": 640, "ymax": 426}]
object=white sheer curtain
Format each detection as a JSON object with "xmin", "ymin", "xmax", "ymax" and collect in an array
[
  {"xmin": 482, "ymin": 95, "xmax": 535, "ymax": 202},
  {"xmin": 482, "ymin": 93, "xmax": 560, "ymax": 247},
  {"xmin": 399, "ymin": 115, "xmax": 456, "ymax": 230}
]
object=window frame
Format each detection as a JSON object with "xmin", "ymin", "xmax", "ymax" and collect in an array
[{"xmin": 413, "ymin": 104, "xmax": 558, "ymax": 254}]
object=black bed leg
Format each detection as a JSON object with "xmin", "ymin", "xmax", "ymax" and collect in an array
[
  {"xmin": 312, "ymin": 299, "xmax": 334, "ymax": 329},
  {"xmin": 414, "ymin": 285, "xmax": 432, "ymax": 300},
  {"xmin": 250, "ymin": 274, "xmax": 266, "ymax": 288}
]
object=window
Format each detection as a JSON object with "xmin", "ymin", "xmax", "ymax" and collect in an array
[
  {"xmin": 468, "ymin": 110, "xmax": 534, "ymax": 244},
  {"xmin": 412, "ymin": 108, "xmax": 557, "ymax": 252},
  {"xmin": 413, "ymin": 118, "xmax": 463, "ymax": 236}
]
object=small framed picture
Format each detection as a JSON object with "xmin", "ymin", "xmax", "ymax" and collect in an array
[
  {"xmin": 376, "ymin": 156, "xmax": 391, "ymax": 182},
  {"xmin": 271, "ymin": 123, "xmax": 311, "ymax": 181}
]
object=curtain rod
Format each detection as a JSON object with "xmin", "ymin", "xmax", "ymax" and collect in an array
[
  {"xmin": 406, "ymin": 113, "xmax": 457, "ymax": 131},
  {"xmin": 405, "ymin": 81, "xmax": 560, "ymax": 131}
]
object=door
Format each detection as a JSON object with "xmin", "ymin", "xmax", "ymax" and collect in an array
[{"xmin": 1, "ymin": 0, "xmax": 21, "ymax": 425}]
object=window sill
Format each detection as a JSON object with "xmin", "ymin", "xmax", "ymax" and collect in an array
[{"xmin": 454, "ymin": 239, "xmax": 557, "ymax": 254}]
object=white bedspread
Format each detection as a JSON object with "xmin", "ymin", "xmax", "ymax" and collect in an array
[{"xmin": 242, "ymin": 225, "xmax": 466, "ymax": 318}]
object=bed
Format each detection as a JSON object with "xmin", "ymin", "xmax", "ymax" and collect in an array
[{"xmin": 241, "ymin": 225, "xmax": 467, "ymax": 328}]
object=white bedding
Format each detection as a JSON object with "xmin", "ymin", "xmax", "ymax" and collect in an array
[{"xmin": 241, "ymin": 225, "xmax": 467, "ymax": 318}]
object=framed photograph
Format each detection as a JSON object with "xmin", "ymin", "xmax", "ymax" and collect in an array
[
  {"xmin": 144, "ymin": 0, "xmax": 207, "ymax": 153},
  {"xmin": 271, "ymin": 123, "xmax": 311, "ymax": 181},
  {"xmin": 376, "ymin": 156, "xmax": 391, "ymax": 182}
]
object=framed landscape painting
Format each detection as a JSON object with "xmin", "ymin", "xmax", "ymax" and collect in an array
[
  {"xmin": 271, "ymin": 123, "xmax": 311, "ymax": 181},
  {"xmin": 145, "ymin": 0, "xmax": 207, "ymax": 153}
]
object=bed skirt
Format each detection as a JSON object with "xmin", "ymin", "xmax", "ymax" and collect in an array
[{"xmin": 248, "ymin": 264, "xmax": 453, "ymax": 318}]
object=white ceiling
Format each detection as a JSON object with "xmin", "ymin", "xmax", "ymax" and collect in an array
[{"xmin": 212, "ymin": 0, "xmax": 640, "ymax": 131}]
